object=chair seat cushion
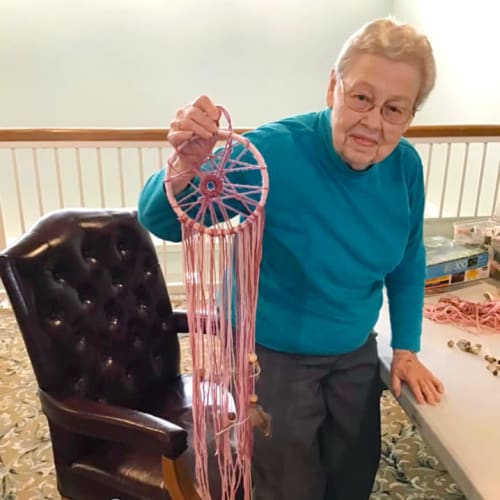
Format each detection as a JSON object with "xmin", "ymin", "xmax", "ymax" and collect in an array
[{"xmin": 70, "ymin": 441, "xmax": 169, "ymax": 500}]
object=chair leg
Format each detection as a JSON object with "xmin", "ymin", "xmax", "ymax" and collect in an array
[{"xmin": 162, "ymin": 455, "xmax": 201, "ymax": 500}]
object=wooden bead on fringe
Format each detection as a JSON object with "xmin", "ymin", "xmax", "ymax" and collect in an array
[{"xmin": 248, "ymin": 394, "xmax": 272, "ymax": 438}]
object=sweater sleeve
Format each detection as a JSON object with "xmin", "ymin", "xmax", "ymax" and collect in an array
[
  {"xmin": 384, "ymin": 147, "xmax": 426, "ymax": 352},
  {"xmin": 138, "ymin": 167, "xmax": 183, "ymax": 242}
]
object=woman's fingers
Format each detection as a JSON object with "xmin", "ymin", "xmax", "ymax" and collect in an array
[
  {"xmin": 431, "ymin": 374, "xmax": 445, "ymax": 394},
  {"xmin": 420, "ymin": 379, "xmax": 439, "ymax": 405},
  {"xmin": 407, "ymin": 378, "xmax": 425, "ymax": 404},
  {"xmin": 192, "ymin": 95, "xmax": 220, "ymax": 122},
  {"xmin": 167, "ymin": 130, "xmax": 195, "ymax": 148},
  {"xmin": 173, "ymin": 117, "xmax": 213, "ymax": 139},
  {"xmin": 168, "ymin": 101, "xmax": 220, "ymax": 145},
  {"xmin": 165, "ymin": 96, "xmax": 221, "ymax": 184}
]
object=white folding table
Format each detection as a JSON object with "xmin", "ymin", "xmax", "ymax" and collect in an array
[{"xmin": 376, "ymin": 280, "xmax": 500, "ymax": 500}]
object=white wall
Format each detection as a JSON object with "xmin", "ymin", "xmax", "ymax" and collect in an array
[
  {"xmin": 392, "ymin": 0, "xmax": 500, "ymax": 125},
  {"xmin": 0, "ymin": 0, "xmax": 391, "ymax": 128},
  {"xmin": 1, "ymin": 0, "xmax": 499, "ymax": 126}
]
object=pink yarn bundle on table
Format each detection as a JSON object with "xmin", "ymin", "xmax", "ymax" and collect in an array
[
  {"xmin": 423, "ymin": 293, "xmax": 500, "ymax": 334},
  {"xmin": 164, "ymin": 107, "xmax": 269, "ymax": 500}
]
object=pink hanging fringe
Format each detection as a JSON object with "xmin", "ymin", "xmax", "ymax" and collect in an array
[{"xmin": 164, "ymin": 107, "xmax": 269, "ymax": 500}]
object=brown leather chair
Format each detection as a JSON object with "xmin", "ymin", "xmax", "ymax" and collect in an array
[{"xmin": 0, "ymin": 208, "xmax": 225, "ymax": 500}]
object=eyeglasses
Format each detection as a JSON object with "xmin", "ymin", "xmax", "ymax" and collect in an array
[{"xmin": 339, "ymin": 78, "xmax": 415, "ymax": 125}]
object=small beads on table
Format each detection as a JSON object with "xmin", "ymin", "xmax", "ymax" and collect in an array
[
  {"xmin": 448, "ymin": 338, "xmax": 498, "ymax": 378},
  {"xmin": 455, "ymin": 339, "xmax": 482, "ymax": 354},
  {"xmin": 486, "ymin": 363, "xmax": 499, "ymax": 376}
]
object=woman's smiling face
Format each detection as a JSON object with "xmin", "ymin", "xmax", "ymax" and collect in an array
[{"xmin": 326, "ymin": 53, "xmax": 421, "ymax": 170}]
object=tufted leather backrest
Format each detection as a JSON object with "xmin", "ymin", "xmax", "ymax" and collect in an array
[{"xmin": 0, "ymin": 209, "xmax": 180, "ymax": 410}]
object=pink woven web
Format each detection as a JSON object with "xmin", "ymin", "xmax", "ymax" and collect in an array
[{"xmin": 164, "ymin": 107, "xmax": 268, "ymax": 500}]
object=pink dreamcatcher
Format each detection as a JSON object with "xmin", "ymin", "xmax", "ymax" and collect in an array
[{"xmin": 164, "ymin": 107, "xmax": 269, "ymax": 500}]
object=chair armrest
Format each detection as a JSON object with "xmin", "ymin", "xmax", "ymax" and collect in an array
[
  {"xmin": 173, "ymin": 309, "xmax": 219, "ymax": 334},
  {"xmin": 173, "ymin": 310, "xmax": 189, "ymax": 333},
  {"xmin": 39, "ymin": 389, "xmax": 187, "ymax": 459}
]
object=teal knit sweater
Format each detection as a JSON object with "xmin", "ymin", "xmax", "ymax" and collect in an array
[{"xmin": 138, "ymin": 108, "xmax": 425, "ymax": 355}]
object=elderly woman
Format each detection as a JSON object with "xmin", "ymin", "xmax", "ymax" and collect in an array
[{"xmin": 138, "ymin": 17, "xmax": 444, "ymax": 500}]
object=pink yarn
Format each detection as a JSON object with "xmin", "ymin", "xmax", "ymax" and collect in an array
[
  {"xmin": 164, "ymin": 107, "xmax": 268, "ymax": 500},
  {"xmin": 423, "ymin": 294, "xmax": 500, "ymax": 334}
]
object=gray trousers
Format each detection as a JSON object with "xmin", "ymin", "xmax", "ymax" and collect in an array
[{"xmin": 252, "ymin": 334, "xmax": 382, "ymax": 500}]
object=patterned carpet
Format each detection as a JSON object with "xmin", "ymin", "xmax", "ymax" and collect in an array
[{"xmin": 0, "ymin": 300, "xmax": 466, "ymax": 500}]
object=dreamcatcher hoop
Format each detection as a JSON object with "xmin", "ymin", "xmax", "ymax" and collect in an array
[
  {"xmin": 164, "ymin": 107, "xmax": 269, "ymax": 235},
  {"xmin": 163, "ymin": 107, "xmax": 269, "ymax": 500}
]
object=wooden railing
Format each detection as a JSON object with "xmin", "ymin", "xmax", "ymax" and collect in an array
[
  {"xmin": 1, "ymin": 125, "xmax": 500, "ymax": 142},
  {"xmin": 1, "ymin": 124, "xmax": 499, "ymax": 286}
]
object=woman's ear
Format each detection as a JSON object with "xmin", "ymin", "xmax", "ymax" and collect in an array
[{"xmin": 326, "ymin": 69, "xmax": 337, "ymax": 109}]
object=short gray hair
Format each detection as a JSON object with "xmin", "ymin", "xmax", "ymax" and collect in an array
[{"xmin": 335, "ymin": 17, "xmax": 436, "ymax": 108}]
